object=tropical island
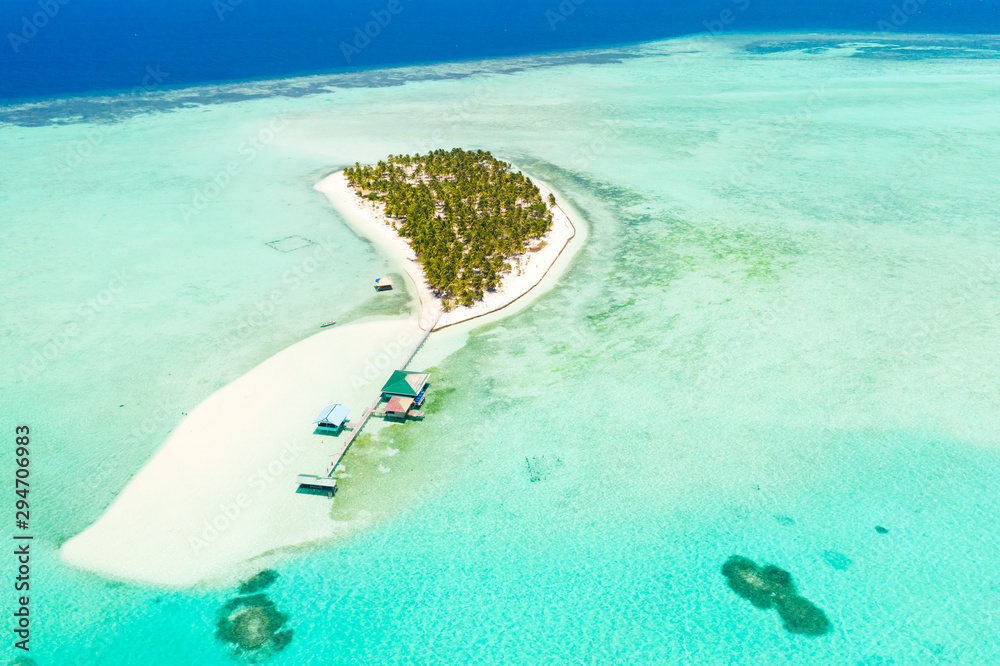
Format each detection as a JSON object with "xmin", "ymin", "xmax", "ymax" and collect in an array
[
  {"xmin": 60, "ymin": 150, "xmax": 582, "ymax": 588},
  {"xmin": 320, "ymin": 148, "xmax": 577, "ymax": 329},
  {"xmin": 345, "ymin": 149, "xmax": 555, "ymax": 309}
]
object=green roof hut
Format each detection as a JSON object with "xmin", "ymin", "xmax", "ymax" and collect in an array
[{"xmin": 380, "ymin": 370, "xmax": 430, "ymax": 404}]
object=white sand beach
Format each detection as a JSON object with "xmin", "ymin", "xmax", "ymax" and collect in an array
[
  {"xmin": 62, "ymin": 166, "xmax": 582, "ymax": 588},
  {"xmin": 315, "ymin": 170, "xmax": 577, "ymax": 330}
]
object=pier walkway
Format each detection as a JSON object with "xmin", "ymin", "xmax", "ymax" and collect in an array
[{"xmin": 319, "ymin": 310, "xmax": 442, "ymax": 478}]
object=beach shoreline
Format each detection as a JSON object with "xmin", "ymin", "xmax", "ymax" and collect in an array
[{"xmin": 315, "ymin": 170, "xmax": 577, "ymax": 331}]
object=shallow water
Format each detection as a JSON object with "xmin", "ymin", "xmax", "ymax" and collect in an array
[{"xmin": 3, "ymin": 33, "xmax": 1000, "ymax": 664}]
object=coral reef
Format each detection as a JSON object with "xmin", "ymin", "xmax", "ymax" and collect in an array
[
  {"xmin": 721, "ymin": 555, "xmax": 831, "ymax": 637},
  {"xmin": 239, "ymin": 570, "xmax": 279, "ymax": 595},
  {"xmin": 216, "ymin": 593, "xmax": 292, "ymax": 662},
  {"xmin": 775, "ymin": 593, "xmax": 832, "ymax": 636},
  {"xmin": 722, "ymin": 555, "xmax": 794, "ymax": 609}
]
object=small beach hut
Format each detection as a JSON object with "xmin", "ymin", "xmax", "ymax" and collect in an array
[
  {"xmin": 375, "ymin": 277, "xmax": 394, "ymax": 291},
  {"xmin": 313, "ymin": 403, "xmax": 351, "ymax": 433},
  {"xmin": 385, "ymin": 396, "xmax": 414, "ymax": 422},
  {"xmin": 380, "ymin": 370, "xmax": 430, "ymax": 403}
]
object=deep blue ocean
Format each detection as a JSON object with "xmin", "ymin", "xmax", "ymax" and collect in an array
[{"xmin": 1, "ymin": 0, "xmax": 998, "ymax": 101}]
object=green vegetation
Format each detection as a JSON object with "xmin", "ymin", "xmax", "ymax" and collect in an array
[{"xmin": 345, "ymin": 148, "xmax": 554, "ymax": 309}]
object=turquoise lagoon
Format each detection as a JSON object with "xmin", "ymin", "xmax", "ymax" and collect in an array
[{"xmin": 2, "ymin": 34, "xmax": 1000, "ymax": 664}]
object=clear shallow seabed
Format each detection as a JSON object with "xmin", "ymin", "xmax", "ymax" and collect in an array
[{"xmin": 2, "ymin": 33, "xmax": 1000, "ymax": 664}]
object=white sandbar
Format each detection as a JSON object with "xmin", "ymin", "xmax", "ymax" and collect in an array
[{"xmin": 61, "ymin": 317, "xmax": 421, "ymax": 587}]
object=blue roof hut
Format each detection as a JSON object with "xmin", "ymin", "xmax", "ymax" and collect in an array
[{"xmin": 313, "ymin": 404, "xmax": 351, "ymax": 433}]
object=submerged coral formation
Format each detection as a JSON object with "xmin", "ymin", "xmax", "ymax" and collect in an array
[
  {"xmin": 775, "ymin": 593, "xmax": 832, "ymax": 636},
  {"xmin": 721, "ymin": 556, "xmax": 794, "ymax": 609},
  {"xmin": 216, "ymin": 593, "xmax": 292, "ymax": 662},
  {"xmin": 239, "ymin": 569, "xmax": 279, "ymax": 595},
  {"xmin": 721, "ymin": 555, "xmax": 831, "ymax": 637}
]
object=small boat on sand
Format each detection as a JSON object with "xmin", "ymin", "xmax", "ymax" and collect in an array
[{"xmin": 320, "ymin": 320, "xmax": 336, "ymax": 328}]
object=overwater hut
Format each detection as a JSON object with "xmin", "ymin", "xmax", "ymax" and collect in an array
[
  {"xmin": 313, "ymin": 403, "xmax": 350, "ymax": 433},
  {"xmin": 380, "ymin": 370, "xmax": 430, "ymax": 404},
  {"xmin": 375, "ymin": 277, "xmax": 394, "ymax": 291},
  {"xmin": 295, "ymin": 474, "xmax": 337, "ymax": 497},
  {"xmin": 385, "ymin": 396, "xmax": 414, "ymax": 422}
]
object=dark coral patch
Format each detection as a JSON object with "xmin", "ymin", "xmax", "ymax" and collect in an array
[
  {"xmin": 775, "ymin": 594, "xmax": 832, "ymax": 636},
  {"xmin": 239, "ymin": 569, "xmax": 279, "ymax": 595},
  {"xmin": 721, "ymin": 555, "xmax": 831, "ymax": 637},
  {"xmin": 216, "ymin": 593, "xmax": 292, "ymax": 662},
  {"xmin": 721, "ymin": 556, "xmax": 796, "ymax": 609}
]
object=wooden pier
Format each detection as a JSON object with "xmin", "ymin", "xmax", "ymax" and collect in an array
[
  {"xmin": 316, "ymin": 310, "xmax": 442, "ymax": 480},
  {"xmin": 398, "ymin": 310, "xmax": 441, "ymax": 371}
]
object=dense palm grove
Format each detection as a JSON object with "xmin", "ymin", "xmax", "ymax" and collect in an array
[{"xmin": 345, "ymin": 148, "xmax": 555, "ymax": 308}]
